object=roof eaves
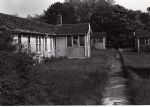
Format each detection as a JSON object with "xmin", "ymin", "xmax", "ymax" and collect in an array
[{"xmin": 13, "ymin": 29, "xmax": 57, "ymax": 36}]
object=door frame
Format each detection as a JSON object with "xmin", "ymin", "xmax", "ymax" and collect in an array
[{"xmin": 55, "ymin": 37, "xmax": 67, "ymax": 57}]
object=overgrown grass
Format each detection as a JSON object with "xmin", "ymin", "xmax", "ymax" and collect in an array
[
  {"xmin": 122, "ymin": 52, "xmax": 150, "ymax": 105},
  {"xmin": 1, "ymin": 48, "xmax": 112, "ymax": 105},
  {"xmin": 27, "ymin": 49, "xmax": 112, "ymax": 105}
]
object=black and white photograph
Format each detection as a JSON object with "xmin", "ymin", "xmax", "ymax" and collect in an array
[{"xmin": 0, "ymin": 0, "xmax": 150, "ymax": 105}]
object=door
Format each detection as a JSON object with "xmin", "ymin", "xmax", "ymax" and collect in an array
[{"xmin": 56, "ymin": 37, "xmax": 66, "ymax": 57}]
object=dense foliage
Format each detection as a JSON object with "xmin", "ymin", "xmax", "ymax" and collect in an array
[
  {"xmin": 38, "ymin": 0, "xmax": 150, "ymax": 48},
  {"xmin": 0, "ymin": 28, "xmax": 34, "ymax": 105}
]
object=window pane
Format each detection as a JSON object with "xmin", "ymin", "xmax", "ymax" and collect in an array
[
  {"xmin": 67, "ymin": 36, "xmax": 72, "ymax": 47},
  {"xmin": 79, "ymin": 36, "xmax": 85, "ymax": 46},
  {"xmin": 73, "ymin": 36, "xmax": 78, "ymax": 46},
  {"xmin": 145, "ymin": 38, "xmax": 149, "ymax": 44}
]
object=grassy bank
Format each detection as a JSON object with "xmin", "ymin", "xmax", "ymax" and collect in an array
[
  {"xmin": 122, "ymin": 52, "xmax": 150, "ymax": 105},
  {"xmin": 24, "ymin": 49, "xmax": 112, "ymax": 105}
]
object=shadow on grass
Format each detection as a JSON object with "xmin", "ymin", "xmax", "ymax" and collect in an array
[
  {"xmin": 119, "ymin": 53, "xmax": 150, "ymax": 105},
  {"xmin": 123, "ymin": 65, "xmax": 150, "ymax": 105},
  {"xmin": 126, "ymin": 66, "xmax": 150, "ymax": 79}
]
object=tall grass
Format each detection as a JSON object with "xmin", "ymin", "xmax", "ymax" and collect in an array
[
  {"xmin": 21, "ymin": 49, "xmax": 112, "ymax": 105},
  {"xmin": 123, "ymin": 52, "xmax": 150, "ymax": 105}
]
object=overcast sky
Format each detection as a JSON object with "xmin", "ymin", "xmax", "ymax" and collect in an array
[{"xmin": 0, "ymin": 0, "xmax": 150, "ymax": 18}]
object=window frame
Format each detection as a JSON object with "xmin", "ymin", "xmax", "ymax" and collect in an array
[
  {"xmin": 67, "ymin": 35, "xmax": 85, "ymax": 47},
  {"xmin": 67, "ymin": 36, "xmax": 72, "ymax": 47}
]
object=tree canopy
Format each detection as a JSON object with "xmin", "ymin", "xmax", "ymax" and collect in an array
[
  {"xmin": 41, "ymin": 2, "xmax": 77, "ymax": 24},
  {"xmin": 37, "ymin": 0, "xmax": 150, "ymax": 48}
]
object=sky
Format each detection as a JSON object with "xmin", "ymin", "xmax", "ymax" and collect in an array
[{"xmin": 0, "ymin": 0, "xmax": 150, "ymax": 18}]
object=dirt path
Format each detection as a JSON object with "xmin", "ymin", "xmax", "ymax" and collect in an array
[{"xmin": 101, "ymin": 51, "xmax": 130, "ymax": 105}]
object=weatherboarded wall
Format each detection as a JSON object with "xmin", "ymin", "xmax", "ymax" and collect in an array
[{"xmin": 13, "ymin": 33, "xmax": 55, "ymax": 57}]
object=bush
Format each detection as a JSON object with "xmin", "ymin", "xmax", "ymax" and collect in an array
[{"xmin": 0, "ymin": 29, "xmax": 35, "ymax": 105}]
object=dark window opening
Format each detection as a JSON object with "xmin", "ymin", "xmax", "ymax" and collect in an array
[
  {"xmin": 145, "ymin": 38, "xmax": 149, "ymax": 45},
  {"xmin": 18, "ymin": 34, "xmax": 21, "ymax": 44},
  {"xmin": 79, "ymin": 36, "xmax": 85, "ymax": 46},
  {"xmin": 73, "ymin": 36, "xmax": 78, "ymax": 46},
  {"xmin": 67, "ymin": 36, "xmax": 72, "ymax": 47},
  {"xmin": 28, "ymin": 35, "xmax": 30, "ymax": 44}
]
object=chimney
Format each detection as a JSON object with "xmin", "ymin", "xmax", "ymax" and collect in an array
[{"xmin": 56, "ymin": 14, "xmax": 62, "ymax": 25}]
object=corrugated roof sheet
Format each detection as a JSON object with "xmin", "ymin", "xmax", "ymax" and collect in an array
[{"xmin": 0, "ymin": 13, "xmax": 90, "ymax": 35}]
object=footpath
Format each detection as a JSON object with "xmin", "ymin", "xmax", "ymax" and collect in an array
[{"xmin": 101, "ymin": 51, "xmax": 130, "ymax": 105}]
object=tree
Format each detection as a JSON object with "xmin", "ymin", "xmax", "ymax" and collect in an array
[
  {"xmin": 147, "ymin": 7, "xmax": 150, "ymax": 13},
  {"xmin": 0, "ymin": 26, "xmax": 35, "ymax": 105},
  {"xmin": 41, "ymin": 2, "xmax": 77, "ymax": 24},
  {"xmin": 139, "ymin": 12, "xmax": 150, "ymax": 27}
]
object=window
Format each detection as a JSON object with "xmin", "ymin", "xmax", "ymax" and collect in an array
[
  {"xmin": 67, "ymin": 35, "xmax": 85, "ymax": 47},
  {"xmin": 145, "ymin": 38, "xmax": 149, "ymax": 45},
  {"xmin": 36, "ymin": 36, "xmax": 38, "ymax": 52},
  {"xmin": 39, "ymin": 36, "xmax": 41, "ymax": 52},
  {"xmin": 45, "ymin": 37, "xmax": 47, "ymax": 51},
  {"xmin": 67, "ymin": 36, "xmax": 72, "ymax": 47},
  {"xmin": 79, "ymin": 36, "xmax": 85, "ymax": 46},
  {"xmin": 18, "ymin": 34, "xmax": 21, "ymax": 44},
  {"xmin": 73, "ymin": 36, "xmax": 78, "ymax": 46},
  {"xmin": 140, "ymin": 38, "xmax": 149, "ymax": 45}
]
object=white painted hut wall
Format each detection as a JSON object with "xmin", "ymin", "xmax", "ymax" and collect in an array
[
  {"xmin": 12, "ymin": 34, "xmax": 18, "ymax": 44},
  {"xmin": 13, "ymin": 34, "xmax": 55, "ymax": 58},
  {"xmin": 30, "ymin": 35, "xmax": 36, "ymax": 53},
  {"xmin": 103, "ymin": 37, "xmax": 106, "ymax": 49},
  {"xmin": 87, "ymin": 24, "xmax": 91, "ymax": 57},
  {"xmin": 44, "ymin": 36, "xmax": 55, "ymax": 57},
  {"xmin": 21, "ymin": 34, "xmax": 28, "ymax": 49}
]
